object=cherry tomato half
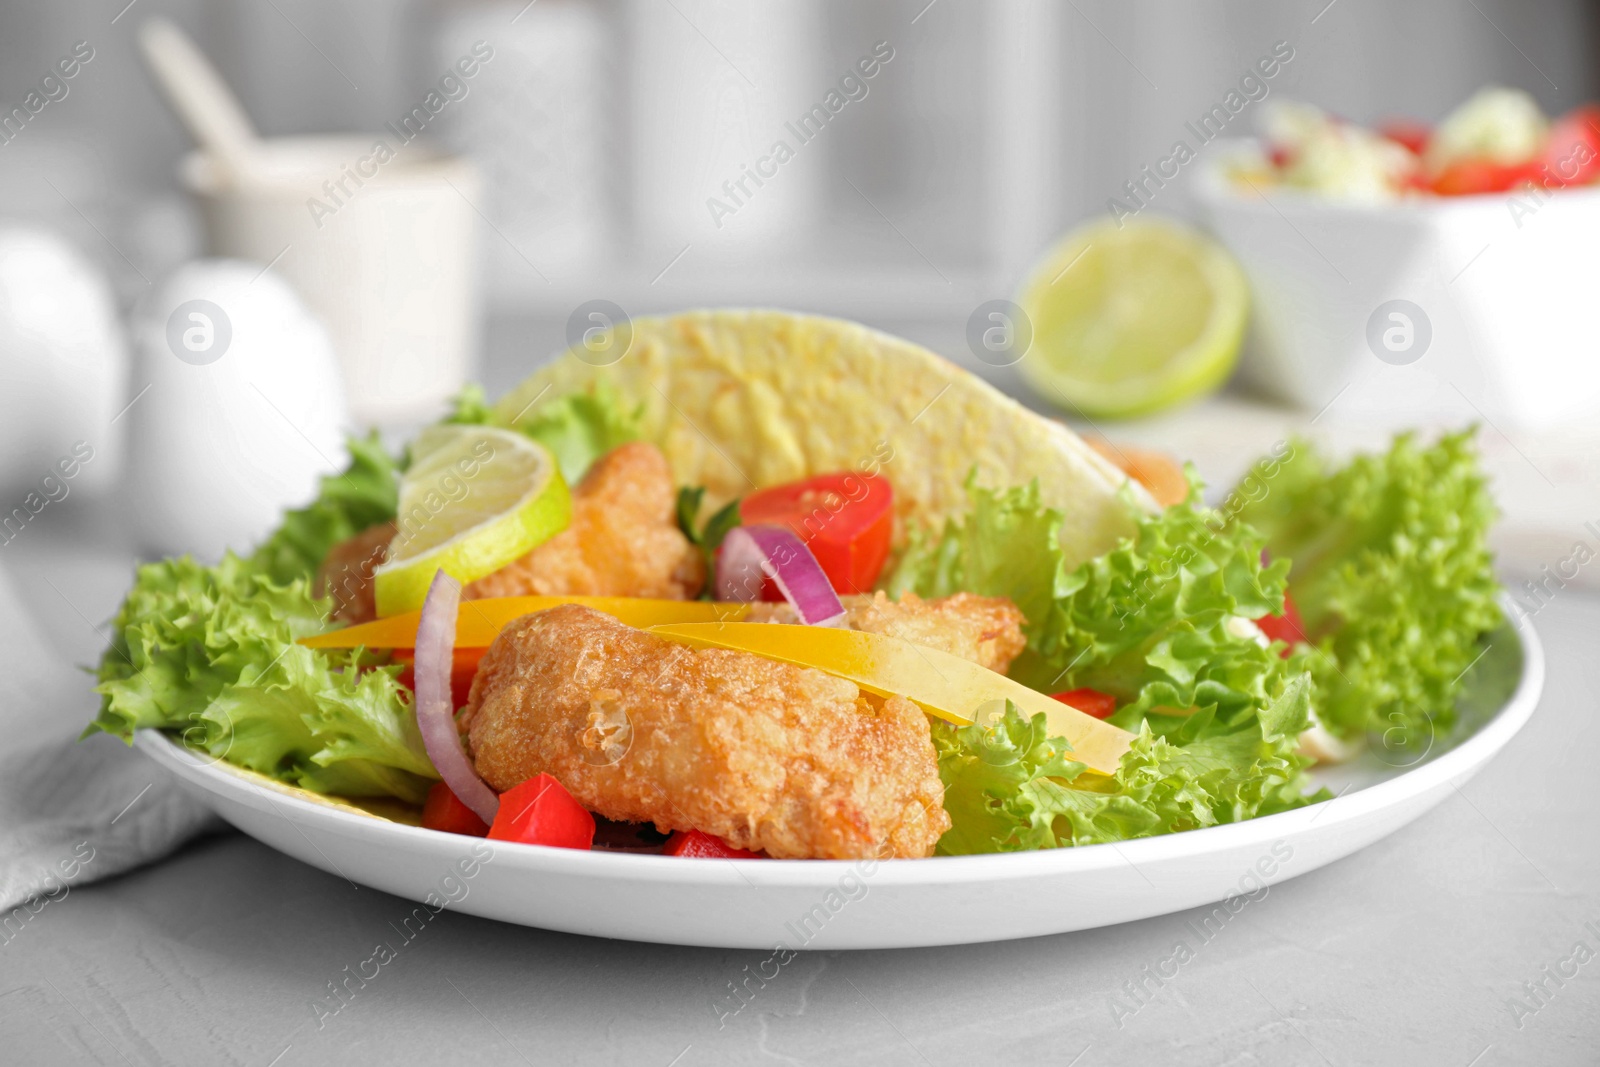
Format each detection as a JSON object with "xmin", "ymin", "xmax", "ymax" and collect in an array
[
  {"xmin": 739, "ymin": 473, "xmax": 894, "ymax": 595},
  {"xmin": 1378, "ymin": 119, "xmax": 1431, "ymax": 156},
  {"xmin": 1255, "ymin": 591, "xmax": 1309, "ymax": 652},
  {"xmin": 1049, "ymin": 688, "xmax": 1118, "ymax": 720}
]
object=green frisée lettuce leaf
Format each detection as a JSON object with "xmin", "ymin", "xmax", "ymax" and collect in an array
[
  {"xmin": 249, "ymin": 433, "xmax": 399, "ymax": 585},
  {"xmin": 254, "ymin": 376, "xmax": 644, "ymax": 586},
  {"xmin": 447, "ymin": 379, "xmax": 644, "ymax": 484},
  {"xmin": 1229, "ymin": 430, "xmax": 1502, "ymax": 741},
  {"xmin": 83, "ymin": 381, "xmax": 646, "ymax": 806},
  {"xmin": 675, "ymin": 485, "xmax": 743, "ymax": 583},
  {"xmin": 894, "ymin": 472, "xmax": 1319, "ymax": 850},
  {"xmin": 86, "ymin": 554, "xmax": 435, "ymax": 802},
  {"xmin": 87, "ymin": 435, "xmax": 430, "ymax": 802},
  {"xmin": 889, "ymin": 474, "xmax": 1294, "ymax": 741},
  {"xmin": 884, "ymin": 477, "xmax": 1067, "ymax": 637},
  {"xmin": 932, "ymin": 675, "xmax": 1316, "ymax": 853},
  {"xmin": 516, "ymin": 382, "xmax": 644, "ymax": 484},
  {"xmin": 444, "ymin": 383, "xmax": 496, "ymax": 427}
]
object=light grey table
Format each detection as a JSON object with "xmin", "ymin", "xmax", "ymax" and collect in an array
[{"xmin": 3, "ymin": 491, "xmax": 1597, "ymax": 1067}]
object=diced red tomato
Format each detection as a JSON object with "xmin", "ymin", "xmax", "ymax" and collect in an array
[
  {"xmin": 1541, "ymin": 105, "xmax": 1600, "ymax": 187},
  {"xmin": 1049, "ymin": 687, "xmax": 1117, "ymax": 720},
  {"xmin": 662, "ymin": 829, "xmax": 764, "ymax": 859},
  {"xmin": 1431, "ymin": 158, "xmax": 1538, "ymax": 196},
  {"xmin": 487, "ymin": 774, "xmax": 595, "ymax": 849},
  {"xmin": 394, "ymin": 646, "xmax": 485, "ymax": 710},
  {"xmin": 1267, "ymin": 144, "xmax": 1296, "ymax": 170},
  {"xmin": 739, "ymin": 473, "xmax": 894, "ymax": 595},
  {"xmin": 1255, "ymin": 591, "xmax": 1309, "ymax": 653},
  {"xmin": 421, "ymin": 782, "xmax": 490, "ymax": 837},
  {"xmin": 1378, "ymin": 119, "xmax": 1431, "ymax": 156}
]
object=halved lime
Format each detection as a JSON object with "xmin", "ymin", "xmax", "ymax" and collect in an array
[
  {"xmin": 1017, "ymin": 217, "xmax": 1248, "ymax": 419},
  {"xmin": 373, "ymin": 426, "xmax": 571, "ymax": 617}
]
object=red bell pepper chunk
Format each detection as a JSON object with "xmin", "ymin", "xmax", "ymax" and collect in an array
[
  {"xmin": 739, "ymin": 473, "xmax": 895, "ymax": 595},
  {"xmin": 421, "ymin": 781, "xmax": 490, "ymax": 837},
  {"xmin": 1255, "ymin": 591, "xmax": 1309, "ymax": 653},
  {"xmin": 395, "ymin": 646, "xmax": 485, "ymax": 710},
  {"xmin": 487, "ymin": 774, "xmax": 595, "ymax": 850},
  {"xmin": 662, "ymin": 829, "xmax": 764, "ymax": 859},
  {"xmin": 1049, "ymin": 687, "xmax": 1118, "ymax": 720}
]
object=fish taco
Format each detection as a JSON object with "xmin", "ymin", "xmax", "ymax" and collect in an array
[{"xmin": 89, "ymin": 309, "xmax": 1503, "ymax": 860}]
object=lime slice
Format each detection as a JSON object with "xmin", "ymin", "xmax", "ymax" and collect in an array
[
  {"xmin": 1017, "ymin": 217, "xmax": 1248, "ymax": 419},
  {"xmin": 373, "ymin": 426, "xmax": 571, "ymax": 617}
]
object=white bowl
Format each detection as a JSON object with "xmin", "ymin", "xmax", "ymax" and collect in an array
[{"xmin": 1194, "ymin": 142, "xmax": 1600, "ymax": 430}]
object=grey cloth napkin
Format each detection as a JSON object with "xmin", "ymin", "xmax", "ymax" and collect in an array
[{"xmin": 0, "ymin": 562, "xmax": 221, "ymax": 915}]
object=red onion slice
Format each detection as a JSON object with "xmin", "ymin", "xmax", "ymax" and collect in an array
[
  {"xmin": 415, "ymin": 570, "xmax": 500, "ymax": 824},
  {"xmin": 716, "ymin": 524, "xmax": 846, "ymax": 626}
]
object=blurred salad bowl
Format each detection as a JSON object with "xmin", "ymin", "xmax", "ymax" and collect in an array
[
  {"xmin": 1195, "ymin": 89, "xmax": 1600, "ymax": 430},
  {"xmin": 1197, "ymin": 150, "xmax": 1600, "ymax": 430}
]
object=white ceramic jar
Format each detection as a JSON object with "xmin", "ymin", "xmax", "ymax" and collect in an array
[{"xmin": 182, "ymin": 137, "xmax": 481, "ymax": 428}]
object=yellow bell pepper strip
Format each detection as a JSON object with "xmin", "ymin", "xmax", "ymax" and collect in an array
[
  {"xmin": 299, "ymin": 596, "xmax": 751, "ymax": 651},
  {"xmin": 646, "ymin": 622, "xmax": 1134, "ymax": 776}
]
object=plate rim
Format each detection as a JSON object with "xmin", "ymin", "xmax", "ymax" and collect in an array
[{"xmin": 135, "ymin": 607, "xmax": 1544, "ymax": 888}]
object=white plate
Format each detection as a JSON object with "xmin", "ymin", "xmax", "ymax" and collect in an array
[{"xmin": 136, "ymin": 617, "xmax": 1543, "ymax": 950}]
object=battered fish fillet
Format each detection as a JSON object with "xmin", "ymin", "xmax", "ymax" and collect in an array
[
  {"xmin": 317, "ymin": 442, "xmax": 705, "ymax": 624},
  {"xmin": 466, "ymin": 442, "xmax": 704, "ymax": 601},
  {"xmin": 316, "ymin": 520, "xmax": 394, "ymax": 624},
  {"xmin": 464, "ymin": 605, "xmax": 951, "ymax": 859},
  {"xmin": 747, "ymin": 591, "xmax": 1026, "ymax": 674}
]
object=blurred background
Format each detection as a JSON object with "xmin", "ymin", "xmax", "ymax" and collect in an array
[
  {"xmin": 1, "ymin": 0, "xmax": 1597, "ymax": 654},
  {"xmin": 6, "ymin": 0, "xmax": 1596, "ymax": 362}
]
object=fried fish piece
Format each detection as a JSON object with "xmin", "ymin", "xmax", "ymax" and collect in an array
[
  {"xmin": 466, "ymin": 442, "xmax": 704, "ymax": 602},
  {"xmin": 464, "ymin": 605, "xmax": 951, "ymax": 859},
  {"xmin": 318, "ymin": 442, "xmax": 705, "ymax": 624},
  {"xmin": 316, "ymin": 520, "xmax": 396, "ymax": 624},
  {"xmin": 747, "ymin": 591, "xmax": 1027, "ymax": 674}
]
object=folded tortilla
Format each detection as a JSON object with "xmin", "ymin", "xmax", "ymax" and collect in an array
[{"xmin": 495, "ymin": 309, "xmax": 1153, "ymax": 569}]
